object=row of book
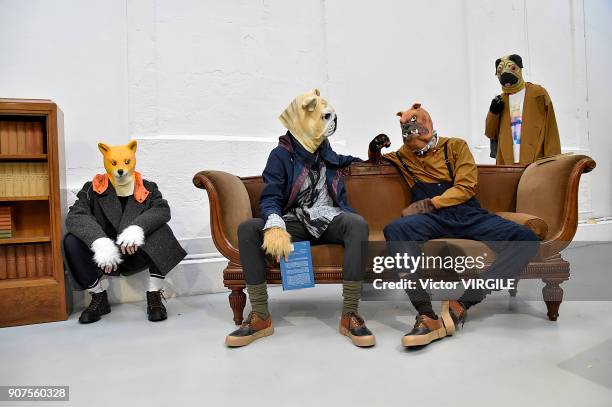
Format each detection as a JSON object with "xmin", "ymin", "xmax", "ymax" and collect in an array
[
  {"xmin": 0, "ymin": 206, "xmax": 11, "ymax": 239},
  {"xmin": 0, "ymin": 121, "xmax": 45, "ymax": 155},
  {"xmin": 0, "ymin": 243, "xmax": 52, "ymax": 280},
  {"xmin": 0, "ymin": 162, "xmax": 49, "ymax": 197}
]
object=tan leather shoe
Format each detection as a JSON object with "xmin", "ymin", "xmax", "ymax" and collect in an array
[
  {"xmin": 225, "ymin": 312, "xmax": 274, "ymax": 347},
  {"xmin": 440, "ymin": 300, "xmax": 466, "ymax": 336},
  {"xmin": 339, "ymin": 312, "xmax": 376, "ymax": 347},
  {"xmin": 402, "ymin": 314, "xmax": 447, "ymax": 347}
]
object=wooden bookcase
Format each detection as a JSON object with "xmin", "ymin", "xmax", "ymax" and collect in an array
[{"xmin": 0, "ymin": 99, "xmax": 67, "ymax": 327}]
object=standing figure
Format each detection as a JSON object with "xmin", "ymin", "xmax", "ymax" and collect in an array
[{"xmin": 485, "ymin": 54, "xmax": 561, "ymax": 164}]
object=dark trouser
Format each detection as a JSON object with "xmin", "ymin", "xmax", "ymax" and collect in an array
[
  {"xmin": 383, "ymin": 206, "xmax": 540, "ymax": 317},
  {"xmin": 238, "ymin": 212, "xmax": 369, "ymax": 285},
  {"xmin": 64, "ymin": 233, "xmax": 162, "ymax": 290}
]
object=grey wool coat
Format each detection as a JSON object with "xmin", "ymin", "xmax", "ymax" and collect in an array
[{"xmin": 65, "ymin": 178, "xmax": 187, "ymax": 275}]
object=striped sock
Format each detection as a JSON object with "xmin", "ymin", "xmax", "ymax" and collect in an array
[
  {"xmin": 342, "ymin": 280, "xmax": 362, "ymax": 316},
  {"xmin": 246, "ymin": 283, "xmax": 270, "ymax": 320},
  {"xmin": 148, "ymin": 274, "xmax": 165, "ymax": 292},
  {"xmin": 88, "ymin": 277, "xmax": 105, "ymax": 294}
]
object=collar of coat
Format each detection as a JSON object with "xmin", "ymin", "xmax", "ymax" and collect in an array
[
  {"xmin": 92, "ymin": 171, "xmax": 149, "ymax": 203},
  {"xmin": 278, "ymin": 132, "xmax": 339, "ymax": 168},
  {"xmin": 398, "ymin": 135, "xmax": 450, "ymax": 159},
  {"xmin": 503, "ymin": 82, "xmax": 546, "ymax": 101}
]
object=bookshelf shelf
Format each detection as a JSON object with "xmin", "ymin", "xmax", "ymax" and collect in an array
[
  {"xmin": 0, "ymin": 236, "xmax": 51, "ymax": 245},
  {"xmin": 0, "ymin": 196, "xmax": 49, "ymax": 202},
  {"xmin": 0, "ymin": 276, "xmax": 57, "ymax": 289},
  {"xmin": 0, "ymin": 154, "xmax": 48, "ymax": 161},
  {"xmin": 0, "ymin": 99, "xmax": 66, "ymax": 327}
]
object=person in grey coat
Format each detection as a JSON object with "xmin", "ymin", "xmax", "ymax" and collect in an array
[{"xmin": 64, "ymin": 140, "xmax": 186, "ymax": 324}]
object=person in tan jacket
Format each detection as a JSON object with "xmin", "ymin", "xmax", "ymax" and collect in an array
[
  {"xmin": 485, "ymin": 54, "xmax": 561, "ymax": 164},
  {"xmin": 369, "ymin": 103, "xmax": 540, "ymax": 349}
]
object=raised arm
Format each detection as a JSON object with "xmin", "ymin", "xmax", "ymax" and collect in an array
[{"xmin": 367, "ymin": 134, "xmax": 391, "ymax": 163}]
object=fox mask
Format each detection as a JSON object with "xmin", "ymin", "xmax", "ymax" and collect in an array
[{"xmin": 98, "ymin": 140, "xmax": 137, "ymax": 196}]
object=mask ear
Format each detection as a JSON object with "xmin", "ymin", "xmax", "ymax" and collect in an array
[
  {"xmin": 313, "ymin": 88, "xmax": 320, "ymax": 96},
  {"xmin": 396, "ymin": 111, "xmax": 403, "ymax": 118},
  {"xmin": 508, "ymin": 54, "xmax": 523, "ymax": 68},
  {"xmin": 302, "ymin": 96, "xmax": 318, "ymax": 112},
  {"xmin": 98, "ymin": 143, "xmax": 110, "ymax": 155},
  {"xmin": 411, "ymin": 103, "xmax": 421, "ymax": 110},
  {"xmin": 127, "ymin": 140, "xmax": 137, "ymax": 152},
  {"xmin": 495, "ymin": 58, "xmax": 502, "ymax": 73}
]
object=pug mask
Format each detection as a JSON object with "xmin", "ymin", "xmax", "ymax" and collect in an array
[
  {"xmin": 279, "ymin": 88, "xmax": 337, "ymax": 154},
  {"xmin": 495, "ymin": 54, "xmax": 525, "ymax": 94}
]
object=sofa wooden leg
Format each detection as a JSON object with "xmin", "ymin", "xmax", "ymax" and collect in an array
[
  {"xmin": 229, "ymin": 286, "xmax": 246, "ymax": 325},
  {"xmin": 542, "ymin": 279, "xmax": 564, "ymax": 321},
  {"xmin": 509, "ymin": 280, "xmax": 519, "ymax": 297}
]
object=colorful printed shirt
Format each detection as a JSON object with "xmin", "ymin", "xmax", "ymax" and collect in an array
[{"xmin": 509, "ymin": 88, "xmax": 526, "ymax": 164}]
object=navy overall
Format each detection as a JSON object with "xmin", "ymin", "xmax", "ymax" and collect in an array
[{"xmin": 383, "ymin": 143, "xmax": 540, "ymax": 313}]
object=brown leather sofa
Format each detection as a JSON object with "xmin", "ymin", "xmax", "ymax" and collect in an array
[{"xmin": 193, "ymin": 154, "xmax": 595, "ymax": 325}]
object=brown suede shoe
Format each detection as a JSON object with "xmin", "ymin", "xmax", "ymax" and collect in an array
[
  {"xmin": 225, "ymin": 312, "xmax": 274, "ymax": 347},
  {"xmin": 402, "ymin": 314, "xmax": 447, "ymax": 347},
  {"xmin": 440, "ymin": 300, "xmax": 466, "ymax": 336},
  {"xmin": 339, "ymin": 312, "xmax": 376, "ymax": 347}
]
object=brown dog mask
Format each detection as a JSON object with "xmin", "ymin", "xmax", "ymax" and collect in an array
[
  {"xmin": 397, "ymin": 103, "xmax": 433, "ymax": 141},
  {"xmin": 397, "ymin": 103, "xmax": 437, "ymax": 155}
]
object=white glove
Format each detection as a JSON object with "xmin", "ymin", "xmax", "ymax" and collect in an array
[
  {"xmin": 91, "ymin": 237, "xmax": 122, "ymax": 273},
  {"xmin": 116, "ymin": 225, "xmax": 145, "ymax": 255}
]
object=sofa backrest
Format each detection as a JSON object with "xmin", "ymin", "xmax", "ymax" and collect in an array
[{"xmin": 241, "ymin": 162, "xmax": 526, "ymax": 237}]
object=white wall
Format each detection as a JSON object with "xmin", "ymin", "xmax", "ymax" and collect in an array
[
  {"xmin": 1, "ymin": 0, "xmax": 611, "ymax": 294},
  {"xmin": 584, "ymin": 0, "xmax": 612, "ymax": 220},
  {"xmin": 126, "ymin": 0, "xmax": 332, "ymax": 253},
  {"xmin": 0, "ymin": 0, "xmax": 128, "ymax": 181}
]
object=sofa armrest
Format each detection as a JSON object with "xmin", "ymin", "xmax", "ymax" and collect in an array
[
  {"xmin": 516, "ymin": 154, "xmax": 596, "ymax": 255},
  {"xmin": 495, "ymin": 212, "xmax": 548, "ymax": 241},
  {"xmin": 193, "ymin": 170, "xmax": 253, "ymax": 263}
]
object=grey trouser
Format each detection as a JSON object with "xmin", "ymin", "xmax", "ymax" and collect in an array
[{"xmin": 238, "ymin": 212, "xmax": 369, "ymax": 285}]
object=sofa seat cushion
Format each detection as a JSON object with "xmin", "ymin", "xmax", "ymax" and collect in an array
[
  {"xmin": 495, "ymin": 212, "xmax": 549, "ymax": 240},
  {"xmin": 311, "ymin": 244, "xmax": 344, "ymax": 267},
  {"xmin": 368, "ymin": 231, "xmax": 385, "ymax": 242}
]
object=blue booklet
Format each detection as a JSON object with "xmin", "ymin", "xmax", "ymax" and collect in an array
[{"xmin": 280, "ymin": 241, "xmax": 315, "ymax": 291}]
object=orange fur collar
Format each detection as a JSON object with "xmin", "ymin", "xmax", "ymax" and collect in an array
[{"xmin": 92, "ymin": 171, "xmax": 149, "ymax": 203}]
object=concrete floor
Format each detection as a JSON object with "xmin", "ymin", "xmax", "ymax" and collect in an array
[{"xmin": 1, "ymin": 286, "xmax": 611, "ymax": 407}]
